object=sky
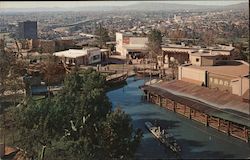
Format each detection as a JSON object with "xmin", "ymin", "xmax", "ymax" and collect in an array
[{"xmin": 0, "ymin": 1, "xmax": 248, "ymax": 9}]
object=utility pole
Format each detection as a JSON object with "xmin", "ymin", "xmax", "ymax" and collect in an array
[
  {"xmin": 149, "ymin": 51, "xmax": 152, "ymax": 85},
  {"xmin": 143, "ymin": 57, "xmax": 145, "ymax": 84}
]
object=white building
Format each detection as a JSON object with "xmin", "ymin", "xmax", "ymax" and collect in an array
[
  {"xmin": 115, "ymin": 32, "xmax": 149, "ymax": 59},
  {"xmin": 53, "ymin": 47, "xmax": 101, "ymax": 66}
]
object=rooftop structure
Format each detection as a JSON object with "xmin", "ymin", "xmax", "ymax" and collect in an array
[
  {"xmin": 178, "ymin": 60, "xmax": 249, "ymax": 96},
  {"xmin": 187, "ymin": 60, "xmax": 249, "ymax": 77},
  {"xmin": 163, "ymin": 44, "xmax": 234, "ymax": 52},
  {"xmin": 53, "ymin": 47, "xmax": 101, "ymax": 65},
  {"xmin": 161, "ymin": 44, "xmax": 235, "ymax": 68}
]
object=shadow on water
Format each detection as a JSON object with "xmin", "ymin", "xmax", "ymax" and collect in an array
[
  {"xmin": 132, "ymin": 118, "xmax": 235, "ymax": 159},
  {"xmin": 107, "ymin": 77, "xmax": 248, "ymax": 159},
  {"xmin": 176, "ymin": 138, "xmax": 235, "ymax": 159},
  {"xmin": 105, "ymin": 81, "xmax": 127, "ymax": 92},
  {"xmin": 135, "ymin": 136, "xmax": 235, "ymax": 159},
  {"xmin": 132, "ymin": 117, "xmax": 181, "ymax": 130},
  {"xmin": 132, "ymin": 118, "xmax": 181, "ymax": 159}
]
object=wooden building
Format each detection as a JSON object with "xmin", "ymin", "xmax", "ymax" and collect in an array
[{"xmin": 141, "ymin": 80, "xmax": 250, "ymax": 142}]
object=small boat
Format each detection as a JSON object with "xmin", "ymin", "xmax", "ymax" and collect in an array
[
  {"xmin": 136, "ymin": 70, "xmax": 160, "ymax": 77},
  {"xmin": 145, "ymin": 121, "xmax": 181, "ymax": 153},
  {"xmin": 106, "ymin": 72, "xmax": 128, "ymax": 86}
]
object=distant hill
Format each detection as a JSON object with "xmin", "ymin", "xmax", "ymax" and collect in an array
[
  {"xmin": 122, "ymin": 2, "xmax": 249, "ymax": 11},
  {"xmin": 123, "ymin": 2, "xmax": 218, "ymax": 11},
  {"xmin": 221, "ymin": 2, "xmax": 249, "ymax": 11},
  {"xmin": 1, "ymin": 2, "xmax": 248, "ymax": 13}
]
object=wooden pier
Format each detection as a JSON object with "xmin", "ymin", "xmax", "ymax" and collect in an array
[{"xmin": 141, "ymin": 84, "xmax": 250, "ymax": 143}]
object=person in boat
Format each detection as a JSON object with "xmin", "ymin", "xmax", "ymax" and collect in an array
[{"xmin": 154, "ymin": 120, "xmax": 160, "ymax": 126}]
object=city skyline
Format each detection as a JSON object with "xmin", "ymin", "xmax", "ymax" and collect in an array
[{"xmin": 0, "ymin": 1, "xmax": 248, "ymax": 9}]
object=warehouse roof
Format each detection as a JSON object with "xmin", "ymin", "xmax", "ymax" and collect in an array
[{"xmin": 141, "ymin": 80, "xmax": 250, "ymax": 127}]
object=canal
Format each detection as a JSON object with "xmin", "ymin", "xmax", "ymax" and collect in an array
[{"xmin": 106, "ymin": 77, "xmax": 250, "ymax": 159}]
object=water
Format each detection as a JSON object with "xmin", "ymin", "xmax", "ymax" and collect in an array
[{"xmin": 107, "ymin": 77, "xmax": 250, "ymax": 159}]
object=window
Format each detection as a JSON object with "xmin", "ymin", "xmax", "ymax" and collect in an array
[
  {"xmin": 196, "ymin": 58, "xmax": 200, "ymax": 62},
  {"xmin": 209, "ymin": 77, "xmax": 213, "ymax": 82},
  {"xmin": 92, "ymin": 55, "xmax": 100, "ymax": 61},
  {"xmin": 219, "ymin": 80, "xmax": 224, "ymax": 85},
  {"xmin": 214, "ymin": 78, "xmax": 218, "ymax": 84}
]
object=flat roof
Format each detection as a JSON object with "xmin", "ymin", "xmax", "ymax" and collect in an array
[
  {"xmin": 53, "ymin": 48, "xmax": 99, "ymax": 58},
  {"xmin": 141, "ymin": 80, "xmax": 250, "ymax": 127},
  {"xmin": 162, "ymin": 44, "xmax": 234, "ymax": 52},
  {"xmin": 53, "ymin": 49, "xmax": 87, "ymax": 58},
  {"xmin": 186, "ymin": 61, "xmax": 249, "ymax": 77}
]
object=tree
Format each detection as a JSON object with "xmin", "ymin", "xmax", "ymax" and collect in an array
[
  {"xmin": 147, "ymin": 29, "xmax": 163, "ymax": 81},
  {"xmin": 8, "ymin": 69, "xmax": 143, "ymax": 159},
  {"xmin": 169, "ymin": 26, "xmax": 186, "ymax": 41},
  {"xmin": 234, "ymin": 42, "xmax": 250, "ymax": 62},
  {"xmin": 0, "ymin": 41, "xmax": 28, "ymax": 98},
  {"xmin": 202, "ymin": 30, "xmax": 216, "ymax": 46},
  {"xmin": 99, "ymin": 108, "xmax": 142, "ymax": 159},
  {"xmin": 43, "ymin": 55, "xmax": 66, "ymax": 85},
  {"xmin": 169, "ymin": 58, "xmax": 178, "ymax": 80},
  {"xmin": 95, "ymin": 24, "xmax": 110, "ymax": 48},
  {"xmin": 147, "ymin": 29, "xmax": 162, "ymax": 61}
]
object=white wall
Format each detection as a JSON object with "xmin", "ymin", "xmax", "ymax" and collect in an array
[
  {"xmin": 178, "ymin": 66, "xmax": 206, "ymax": 83},
  {"xmin": 190, "ymin": 55, "xmax": 201, "ymax": 66},
  {"xmin": 129, "ymin": 37, "xmax": 148, "ymax": 45},
  {"xmin": 115, "ymin": 33, "xmax": 123, "ymax": 55},
  {"xmin": 231, "ymin": 77, "xmax": 249, "ymax": 96}
]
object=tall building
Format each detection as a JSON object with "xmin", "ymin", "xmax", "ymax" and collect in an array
[{"xmin": 18, "ymin": 21, "xmax": 37, "ymax": 39}]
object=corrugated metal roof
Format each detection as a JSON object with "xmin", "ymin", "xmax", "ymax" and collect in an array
[{"xmin": 141, "ymin": 80, "xmax": 250, "ymax": 127}]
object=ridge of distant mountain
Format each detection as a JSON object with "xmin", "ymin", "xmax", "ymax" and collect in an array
[
  {"xmin": 221, "ymin": 2, "xmax": 249, "ymax": 10},
  {"xmin": 122, "ymin": 2, "xmax": 248, "ymax": 11},
  {"xmin": 1, "ymin": 2, "xmax": 248, "ymax": 13},
  {"xmin": 123, "ymin": 2, "xmax": 217, "ymax": 11}
]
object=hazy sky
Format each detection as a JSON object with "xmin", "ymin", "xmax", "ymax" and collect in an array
[{"xmin": 0, "ymin": 1, "xmax": 248, "ymax": 9}]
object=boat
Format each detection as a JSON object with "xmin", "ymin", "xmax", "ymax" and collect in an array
[
  {"xmin": 106, "ymin": 72, "xmax": 128, "ymax": 86},
  {"xmin": 136, "ymin": 69, "xmax": 160, "ymax": 77},
  {"xmin": 145, "ymin": 121, "xmax": 181, "ymax": 153}
]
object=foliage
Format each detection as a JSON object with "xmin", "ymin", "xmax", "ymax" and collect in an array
[
  {"xmin": 168, "ymin": 26, "xmax": 186, "ymax": 40},
  {"xmin": 43, "ymin": 55, "xmax": 66, "ymax": 85},
  {"xmin": 9, "ymin": 68, "xmax": 142, "ymax": 159},
  {"xmin": 234, "ymin": 42, "xmax": 249, "ymax": 62},
  {"xmin": 0, "ymin": 46, "xmax": 28, "ymax": 97},
  {"xmin": 147, "ymin": 29, "xmax": 162, "ymax": 60},
  {"xmin": 95, "ymin": 24, "xmax": 110, "ymax": 48},
  {"xmin": 201, "ymin": 30, "xmax": 216, "ymax": 46}
]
